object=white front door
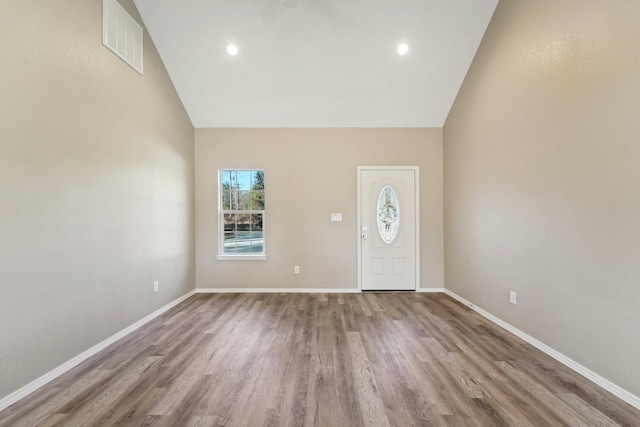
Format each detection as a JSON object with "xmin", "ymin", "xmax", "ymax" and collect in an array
[{"xmin": 359, "ymin": 168, "xmax": 418, "ymax": 291}]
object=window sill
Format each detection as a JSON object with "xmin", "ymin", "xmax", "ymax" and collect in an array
[{"xmin": 217, "ymin": 255, "xmax": 267, "ymax": 261}]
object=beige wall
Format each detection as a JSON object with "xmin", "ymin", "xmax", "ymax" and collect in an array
[
  {"xmin": 0, "ymin": 0, "xmax": 195, "ymax": 400},
  {"xmin": 195, "ymin": 129, "xmax": 443, "ymax": 291},
  {"xmin": 444, "ymin": 0, "xmax": 640, "ymax": 396}
]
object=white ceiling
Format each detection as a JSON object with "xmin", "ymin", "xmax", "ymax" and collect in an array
[{"xmin": 134, "ymin": 0, "xmax": 498, "ymax": 128}]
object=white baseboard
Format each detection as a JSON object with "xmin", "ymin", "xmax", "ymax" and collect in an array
[
  {"xmin": 196, "ymin": 288, "xmax": 444, "ymax": 294},
  {"xmin": 195, "ymin": 287, "xmax": 361, "ymax": 294},
  {"xmin": 443, "ymin": 289, "xmax": 640, "ymax": 411},
  {"xmin": 0, "ymin": 290, "xmax": 196, "ymax": 413}
]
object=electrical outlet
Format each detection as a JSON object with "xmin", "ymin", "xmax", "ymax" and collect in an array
[
  {"xmin": 509, "ymin": 291, "xmax": 517, "ymax": 305},
  {"xmin": 154, "ymin": 281, "xmax": 159, "ymax": 293},
  {"xmin": 294, "ymin": 266, "xmax": 300, "ymax": 274}
]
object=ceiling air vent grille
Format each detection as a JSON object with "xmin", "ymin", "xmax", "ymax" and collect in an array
[{"xmin": 102, "ymin": 0, "xmax": 143, "ymax": 75}]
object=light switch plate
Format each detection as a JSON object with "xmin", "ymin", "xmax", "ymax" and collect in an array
[{"xmin": 331, "ymin": 213, "xmax": 342, "ymax": 222}]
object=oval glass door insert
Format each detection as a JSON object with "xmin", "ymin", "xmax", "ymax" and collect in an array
[{"xmin": 377, "ymin": 185, "xmax": 400, "ymax": 245}]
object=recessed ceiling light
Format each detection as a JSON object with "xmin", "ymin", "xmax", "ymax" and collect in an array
[
  {"xmin": 226, "ymin": 44, "xmax": 238, "ymax": 56},
  {"xmin": 397, "ymin": 43, "xmax": 409, "ymax": 56}
]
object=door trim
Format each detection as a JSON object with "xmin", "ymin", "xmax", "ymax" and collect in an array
[{"xmin": 357, "ymin": 166, "xmax": 420, "ymax": 291}]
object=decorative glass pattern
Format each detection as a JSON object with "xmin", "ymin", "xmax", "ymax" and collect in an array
[{"xmin": 377, "ymin": 185, "xmax": 400, "ymax": 245}]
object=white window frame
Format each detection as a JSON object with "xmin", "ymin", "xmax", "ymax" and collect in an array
[{"xmin": 217, "ymin": 169, "xmax": 267, "ymax": 261}]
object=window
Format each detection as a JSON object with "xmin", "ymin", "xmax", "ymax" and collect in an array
[{"xmin": 218, "ymin": 169, "xmax": 265, "ymax": 260}]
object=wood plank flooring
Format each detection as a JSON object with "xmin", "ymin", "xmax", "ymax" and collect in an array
[{"xmin": 1, "ymin": 293, "xmax": 639, "ymax": 426}]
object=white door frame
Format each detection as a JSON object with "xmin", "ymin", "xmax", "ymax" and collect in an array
[{"xmin": 357, "ymin": 166, "xmax": 420, "ymax": 291}]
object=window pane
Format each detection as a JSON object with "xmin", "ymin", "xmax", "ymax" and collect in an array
[
  {"xmin": 237, "ymin": 171, "xmax": 251, "ymax": 191},
  {"xmin": 222, "ymin": 171, "xmax": 232, "ymax": 187},
  {"xmin": 234, "ymin": 230, "xmax": 252, "ymax": 252},
  {"xmin": 251, "ymin": 214, "xmax": 263, "ymax": 231},
  {"xmin": 231, "ymin": 214, "xmax": 250, "ymax": 252},
  {"xmin": 229, "ymin": 187, "xmax": 238, "ymax": 210},
  {"xmin": 223, "ymin": 213, "xmax": 236, "ymax": 232},
  {"xmin": 251, "ymin": 170, "xmax": 265, "ymax": 209},
  {"xmin": 237, "ymin": 214, "xmax": 250, "ymax": 231},
  {"xmin": 230, "ymin": 171, "xmax": 238, "ymax": 210},
  {"xmin": 224, "ymin": 232, "xmax": 237, "ymax": 253},
  {"xmin": 238, "ymin": 190, "xmax": 252, "ymax": 210},
  {"xmin": 222, "ymin": 171, "xmax": 232, "ymax": 210},
  {"xmin": 251, "ymin": 190, "xmax": 265, "ymax": 210},
  {"xmin": 249, "ymin": 232, "xmax": 264, "ymax": 253},
  {"xmin": 252, "ymin": 171, "xmax": 264, "ymax": 191},
  {"xmin": 222, "ymin": 190, "xmax": 231, "ymax": 210},
  {"xmin": 223, "ymin": 192, "xmax": 230, "ymax": 210}
]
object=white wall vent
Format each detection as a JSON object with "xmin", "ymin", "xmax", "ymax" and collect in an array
[{"xmin": 103, "ymin": 0, "xmax": 143, "ymax": 75}]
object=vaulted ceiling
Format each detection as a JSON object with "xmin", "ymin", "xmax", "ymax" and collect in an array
[{"xmin": 134, "ymin": 0, "xmax": 498, "ymax": 128}]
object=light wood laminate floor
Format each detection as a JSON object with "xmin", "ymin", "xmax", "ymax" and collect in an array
[{"xmin": 1, "ymin": 293, "xmax": 639, "ymax": 426}]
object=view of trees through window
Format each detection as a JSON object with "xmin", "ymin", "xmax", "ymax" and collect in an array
[{"xmin": 221, "ymin": 170, "xmax": 265, "ymax": 254}]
